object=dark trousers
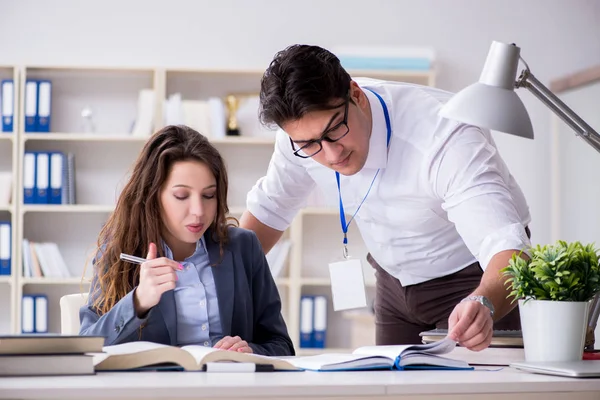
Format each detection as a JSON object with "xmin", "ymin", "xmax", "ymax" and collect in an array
[{"xmin": 367, "ymin": 254, "xmax": 521, "ymax": 345}]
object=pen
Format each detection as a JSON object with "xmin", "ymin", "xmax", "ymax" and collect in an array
[
  {"xmin": 120, "ymin": 253, "xmax": 147, "ymax": 265},
  {"xmin": 202, "ymin": 363, "xmax": 275, "ymax": 373}
]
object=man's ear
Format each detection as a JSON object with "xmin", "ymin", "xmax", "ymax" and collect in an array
[{"xmin": 349, "ymin": 80, "xmax": 366, "ymax": 106}]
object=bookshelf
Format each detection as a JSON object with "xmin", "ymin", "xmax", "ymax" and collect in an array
[
  {"xmin": 0, "ymin": 66, "xmax": 19, "ymax": 334},
  {"xmin": 0, "ymin": 64, "xmax": 436, "ymax": 354}
]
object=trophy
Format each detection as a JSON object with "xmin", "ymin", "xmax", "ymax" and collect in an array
[{"xmin": 225, "ymin": 94, "xmax": 240, "ymax": 136}]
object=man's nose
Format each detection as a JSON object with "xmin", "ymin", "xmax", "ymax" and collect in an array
[{"xmin": 322, "ymin": 140, "xmax": 344, "ymax": 161}]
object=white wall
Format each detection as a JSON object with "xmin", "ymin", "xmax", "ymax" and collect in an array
[{"xmin": 1, "ymin": 0, "xmax": 599, "ymax": 245}]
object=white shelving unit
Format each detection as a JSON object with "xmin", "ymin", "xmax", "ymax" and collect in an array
[
  {"xmin": 1, "ymin": 64, "xmax": 435, "ymax": 354},
  {"xmin": 0, "ymin": 65, "xmax": 19, "ymax": 334}
]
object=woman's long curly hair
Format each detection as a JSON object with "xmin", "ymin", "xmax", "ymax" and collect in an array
[{"xmin": 90, "ymin": 125, "xmax": 233, "ymax": 315}]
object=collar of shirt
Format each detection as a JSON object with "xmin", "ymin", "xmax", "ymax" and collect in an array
[
  {"xmin": 161, "ymin": 235, "xmax": 208, "ymax": 261},
  {"xmin": 361, "ymin": 85, "xmax": 390, "ymax": 171}
]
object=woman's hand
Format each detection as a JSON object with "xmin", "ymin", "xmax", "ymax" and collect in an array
[
  {"xmin": 134, "ymin": 242, "xmax": 182, "ymax": 317},
  {"xmin": 214, "ymin": 336, "xmax": 253, "ymax": 353}
]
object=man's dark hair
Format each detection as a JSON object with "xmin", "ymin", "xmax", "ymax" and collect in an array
[{"xmin": 259, "ymin": 44, "xmax": 352, "ymax": 128}]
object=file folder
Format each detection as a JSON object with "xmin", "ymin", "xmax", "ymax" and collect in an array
[
  {"xmin": 36, "ymin": 81, "xmax": 51, "ymax": 132},
  {"xmin": 49, "ymin": 152, "xmax": 64, "ymax": 204},
  {"xmin": 312, "ymin": 295, "xmax": 327, "ymax": 348},
  {"xmin": 21, "ymin": 295, "xmax": 35, "ymax": 334},
  {"xmin": 23, "ymin": 152, "xmax": 36, "ymax": 204},
  {"xmin": 34, "ymin": 295, "xmax": 48, "ymax": 333},
  {"xmin": 1, "ymin": 80, "xmax": 14, "ymax": 132},
  {"xmin": 24, "ymin": 80, "xmax": 38, "ymax": 132},
  {"xmin": 0, "ymin": 222, "xmax": 10, "ymax": 276},
  {"xmin": 300, "ymin": 296, "xmax": 314, "ymax": 348},
  {"xmin": 35, "ymin": 152, "xmax": 49, "ymax": 204}
]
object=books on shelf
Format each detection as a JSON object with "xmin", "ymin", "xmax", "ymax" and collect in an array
[
  {"xmin": 23, "ymin": 151, "xmax": 76, "ymax": 205},
  {"xmin": 22, "ymin": 240, "xmax": 70, "ymax": 278},
  {"xmin": 419, "ymin": 328, "xmax": 524, "ymax": 348}
]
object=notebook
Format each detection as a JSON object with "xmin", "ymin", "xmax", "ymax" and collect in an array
[
  {"xmin": 419, "ymin": 329, "xmax": 523, "ymax": 348},
  {"xmin": 0, "ymin": 354, "xmax": 95, "ymax": 376},
  {"xmin": 288, "ymin": 337, "xmax": 472, "ymax": 371},
  {"xmin": 511, "ymin": 360, "xmax": 600, "ymax": 378}
]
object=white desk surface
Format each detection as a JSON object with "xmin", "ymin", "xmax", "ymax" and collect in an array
[{"xmin": 1, "ymin": 368, "xmax": 600, "ymax": 400}]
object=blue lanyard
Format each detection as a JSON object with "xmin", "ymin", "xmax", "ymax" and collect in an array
[{"xmin": 336, "ymin": 88, "xmax": 391, "ymax": 258}]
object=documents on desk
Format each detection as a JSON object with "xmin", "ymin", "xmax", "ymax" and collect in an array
[{"xmin": 94, "ymin": 337, "xmax": 471, "ymax": 372}]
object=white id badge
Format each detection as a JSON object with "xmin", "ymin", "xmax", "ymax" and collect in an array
[{"xmin": 328, "ymin": 258, "xmax": 367, "ymax": 311}]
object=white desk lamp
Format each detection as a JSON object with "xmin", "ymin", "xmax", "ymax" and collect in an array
[{"xmin": 439, "ymin": 40, "xmax": 600, "ymax": 348}]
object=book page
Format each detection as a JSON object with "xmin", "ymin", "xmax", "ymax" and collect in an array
[
  {"xmin": 102, "ymin": 341, "xmax": 171, "ymax": 356},
  {"xmin": 287, "ymin": 354, "xmax": 393, "ymax": 371},
  {"xmin": 180, "ymin": 345, "xmax": 220, "ymax": 364},
  {"xmin": 353, "ymin": 337, "xmax": 457, "ymax": 359}
]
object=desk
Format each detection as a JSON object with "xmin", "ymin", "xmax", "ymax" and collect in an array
[{"xmin": 1, "ymin": 368, "xmax": 600, "ymax": 400}]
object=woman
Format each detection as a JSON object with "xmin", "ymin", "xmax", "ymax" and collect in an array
[{"xmin": 80, "ymin": 125, "xmax": 294, "ymax": 357}]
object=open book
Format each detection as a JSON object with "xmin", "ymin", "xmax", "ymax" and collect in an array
[
  {"xmin": 93, "ymin": 341, "xmax": 301, "ymax": 371},
  {"xmin": 288, "ymin": 338, "xmax": 472, "ymax": 371}
]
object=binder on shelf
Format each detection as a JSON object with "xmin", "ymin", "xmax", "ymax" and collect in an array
[
  {"xmin": 35, "ymin": 295, "xmax": 48, "ymax": 333},
  {"xmin": 36, "ymin": 80, "xmax": 52, "ymax": 133},
  {"xmin": 312, "ymin": 295, "xmax": 327, "ymax": 348},
  {"xmin": 24, "ymin": 80, "xmax": 38, "ymax": 132},
  {"xmin": 1, "ymin": 79, "xmax": 14, "ymax": 132},
  {"xmin": 21, "ymin": 294, "xmax": 48, "ymax": 334},
  {"xmin": 0, "ymin": 222, "xmax": 10, "ymax": 276},
  {"xmin": 35, "ymin": 152, "xmax": 49, "ymax": 204},
  {"xmin": 23, "ymin": 152, "xmax": 36, "ymax": 204},
  {"xmin": 300, "ymin": 296, "xmax": 314, "ymax": 348},
  {"xmin": 49, "ymin": 152, "xmax": 64, "ymax": 204},
  {"xmin": 21, "ymin": 295, "xmax": 35, "ymax": 334}
]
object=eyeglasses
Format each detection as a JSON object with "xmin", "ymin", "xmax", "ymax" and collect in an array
[{"xmin": 289, "ymin": 99, "xmax": 350, "ymax": 158}]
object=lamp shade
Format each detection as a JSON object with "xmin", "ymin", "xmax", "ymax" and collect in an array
[{"xmin": 439, "ymin": 41, "xmax": 535, "ymax": 139}]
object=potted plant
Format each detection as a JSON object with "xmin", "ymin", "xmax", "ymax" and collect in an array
[{"xmin": 502, "ymin": 240, "xmax": 600, "ymax": 362}]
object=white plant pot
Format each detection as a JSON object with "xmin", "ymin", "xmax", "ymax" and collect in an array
[{"xmin": 519, "ymin": 299, "xmax": 589, "ymax": 362}]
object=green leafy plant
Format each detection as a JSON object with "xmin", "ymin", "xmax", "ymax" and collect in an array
[{"xmin": 502, "ymin": 241, "xmax": 600, "ymax": 302}]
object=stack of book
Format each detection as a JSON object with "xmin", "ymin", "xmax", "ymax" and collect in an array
[{"xmin": 0, "ymin": 335, "xmax": 103, "ymax": 376}]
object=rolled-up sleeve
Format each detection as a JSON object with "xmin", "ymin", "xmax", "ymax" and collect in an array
[
  {"xmin": 246, "ymin": 129, "xmax": 315, "ymax": 231},
  {"xmin": 431, "ymin": 125, "xmax": 531, "ymax": 269}
]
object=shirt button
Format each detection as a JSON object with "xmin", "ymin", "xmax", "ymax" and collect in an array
[
  {"xmin": 204, "ymin": 341, "xmax": 210, "ymax": 347},
  {"xmin": 199, "ymin": 300, "xmax": 206, "ymax": 307},
  {"xmin": 201, "ymin": 324, "xmax": 207, "ymax": 331}
]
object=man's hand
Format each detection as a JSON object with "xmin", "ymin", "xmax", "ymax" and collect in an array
[
  {"xmin": 214, "ymin": 336, "xmax": 253, "ymax": 353},
  {"xmin": 447, "ymin": 300, "xmax": 493, "ymax": 351}
]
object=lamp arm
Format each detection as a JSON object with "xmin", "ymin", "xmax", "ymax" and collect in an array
[{"xmin": 516, "ymin": 70, "xmax": 600, "ymax": 154}]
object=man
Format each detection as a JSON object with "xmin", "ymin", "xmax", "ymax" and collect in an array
[{"xmin": 240, "ymin": 44, "xmax": 531, "ymax": 351}]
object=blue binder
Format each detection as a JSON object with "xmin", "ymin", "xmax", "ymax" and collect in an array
[
  {"xmin": 23, "ymin": 152, "xmax": 37, "ymax": 204},
  {"xmin": 300, "ymin": 295, "xmax": 314, "ymax": 348},
  {"xmin": 24, "ymin": 80, "xmax": 38, "ymax": 132},
  {"xmin": 36, "ymin": 80, "xmax": 52, "ymax": 133},
  {"xmin": 49, "ymin": 152, "xmax": 64, "ymax": 204},
  {"xmin": 0, "ymin": 222, "xmax": 10, "ymax": 276},
  {"xmin": 1, "ymin": 80, "xmax": 14, "ymax": 132},
  {"xmin": 35, "ymin": 152, "xmax": 49, "ymax": 204}
]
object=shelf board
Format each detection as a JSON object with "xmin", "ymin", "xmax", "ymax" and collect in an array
[
  {"xmin": 21, "ymin": 277, "xmax": 91, "ymax": 285},
  {"xmin": 300, "ymin": 278, "xmax": 331, "ymax": 286},
  {"xmin": 275, "ymin": 278, "xmax": 289, "ymax": 287},
  {"xmin": 0, "ymin": 134, "xmax": 13, "ymax": 142},
  {"xmin": 301, "ymin": 207, "xmax": 338, "ymax": 216},
  {"xmin": 0, "ymin": 205, "xmax": 13, "ymax": 212},
  {"xmin": 22, "ymin": 133, "xmax": 148, "ymax": 142},
  {"xmin": 210, "ymin": 137, "xmax": 275, "ymax": 145},
  {"xmin": 347, "ymin": 68, "xmax": 433, "ymax": 78},
  {"xmin": 22, "ymin": 204, "xmax": 115, "ymax": 213},
  {"xmin": 0, "ymin": 276, "xmax": 12, "ymax": 284},
  {"xmin": 296, "ymin": 347, "xmax": 352, "ymax": 356}
]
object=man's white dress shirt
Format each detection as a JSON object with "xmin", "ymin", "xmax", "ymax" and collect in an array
[{"xmin": 247, "ymin": 78, "xmax": 531, "ymax": 286}]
